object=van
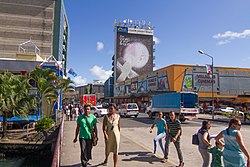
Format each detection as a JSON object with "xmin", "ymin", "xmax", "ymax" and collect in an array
[{"xmin": 118, "ymin": 103, "xmax": 139, "ymax": 118}]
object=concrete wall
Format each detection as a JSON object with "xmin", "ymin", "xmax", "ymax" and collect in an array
[{"xmin": 0, "ymin": 0, "xmax": 55, "ymax": 59}]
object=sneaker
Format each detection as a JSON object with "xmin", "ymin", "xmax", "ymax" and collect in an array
[
  {"xmin": 102, "ymin": 161, "xmax": 107, "ymax": 166},
  {"xmin": 161, "ymin": 158, "xmax": 168, "ymax": 163},
  {"xmin": 177, "ymin": 162, "xmax": 184, "ymax": 167},
  {"xmin": 151, "ymin": 153, "xmax": 157, "ymax": 157}
]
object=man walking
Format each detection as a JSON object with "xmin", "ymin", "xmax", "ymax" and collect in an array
[
  {"xmin": 162, "ymin": 111, "xmax": 184, "ymax": 167},
  {"xmin": 73, "ymin": 104, "xmax": 98, "ymax": 167}
]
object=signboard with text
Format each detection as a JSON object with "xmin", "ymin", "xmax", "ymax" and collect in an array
[{"xmin": 193, "ymin": 73, "xmax": 219, "ymax": 92}]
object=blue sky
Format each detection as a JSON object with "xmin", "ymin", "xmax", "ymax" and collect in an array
[{"xmin": 64, "ymin": 0, "xmax": 250, "ymax": 86}]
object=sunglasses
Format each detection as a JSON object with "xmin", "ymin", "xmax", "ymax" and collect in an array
[{"xmin": 236, "ymin": 123, "xmax": 242, "ymax": 126}]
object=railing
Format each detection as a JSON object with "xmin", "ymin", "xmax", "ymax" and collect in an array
[
  {"xmin": 51, "ymin": 113, "xmax": 64, "ymax": 167},
  {"xmin": 23, "ymin": 122, "xmax": 35, "ymax": 139}
]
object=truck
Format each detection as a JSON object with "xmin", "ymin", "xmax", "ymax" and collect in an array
[
  {"xmin": 80, "ymin": 94, "xmax": 97, "ymax": 106},
  {"xmin": 146, "ymin": 92, "xmax": 199, "ymax": 122}
]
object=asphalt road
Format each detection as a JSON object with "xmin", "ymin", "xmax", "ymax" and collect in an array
[{"xmin": 97, "ymin": 113, "xmax": 250, "ymax": 166}]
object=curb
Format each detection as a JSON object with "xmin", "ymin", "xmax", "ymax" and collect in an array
[{"xmin": 198, "ymin": 117, "xmax": 250, "ymax": 125}]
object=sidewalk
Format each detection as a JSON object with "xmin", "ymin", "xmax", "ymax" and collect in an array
[
  {"xmin": 197, "ymin": 114, "xmax": 250, "ymax": 125},
  {"xmin": 60, "ymin": 120, "xmax": 174, "ymax": 167}
]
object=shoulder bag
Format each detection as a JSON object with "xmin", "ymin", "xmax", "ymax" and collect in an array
[
  {"xmin": 84, "ymin": 116, "xmax": 98, "ymax": 146},
  {"xmin": 192, "ymin": 132, "xmax": 199, "ymax": 145}
]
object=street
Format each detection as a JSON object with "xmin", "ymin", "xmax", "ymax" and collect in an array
[{"xmin": 96, "ymin": 113, "xmax": 250, "ymax": 166}]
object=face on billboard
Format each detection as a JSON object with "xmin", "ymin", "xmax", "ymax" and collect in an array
[
  {"xmin": 138, "ymin": 80, "xmax": 147, "ymax": 93},
  {"xmin": 157, "ymin": 77, "xmax": 168, "ymax": 91},
  {"xmin": 116, "ymin": 32, "xmax": 153, "ymax": 83}
]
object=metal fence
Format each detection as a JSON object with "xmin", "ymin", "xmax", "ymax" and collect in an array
[{"xmin": 51, "ymin": 113, "xmax": 64, "ymax": 167}]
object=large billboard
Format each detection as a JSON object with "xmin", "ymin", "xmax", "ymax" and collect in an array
[{"xmin": 115, "ymin": 27, "xmax": 153, "ymax": 83}]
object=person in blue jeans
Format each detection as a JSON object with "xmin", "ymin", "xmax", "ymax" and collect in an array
[{"xmin": 150, "ymin": 112, "xmax": 167, "ymax": 157}]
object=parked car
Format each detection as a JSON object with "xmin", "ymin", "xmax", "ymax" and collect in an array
[
  {"xmin": 204, "ymin": 106, "xmax": 213, "ymax": 114},
  {"xmin": 118, "ymin": 103, "xmax": 139, "ymax": 118},
  {"xmin": 90, "ymin": 106, "xmax": 108, "ymax": 117},
  {"xmin": 215, "ymin": 106, "xmax": 244, "ymax": 116}
]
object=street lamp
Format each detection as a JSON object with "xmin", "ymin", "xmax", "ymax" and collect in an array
[{"xmin": 198, "ymin": 50, "xmax": 215, "ymax": 119}]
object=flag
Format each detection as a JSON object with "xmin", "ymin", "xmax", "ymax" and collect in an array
[
  {"xmin": 68, "ymin": 68, "xmax": 77, "ymax": 77},
  {"xmin": 205, "ymin": 64, "xmax": 212, "ymax": 74}
]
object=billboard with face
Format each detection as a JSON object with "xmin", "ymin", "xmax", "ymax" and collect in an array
[
  {"xmin": 138, "ymin": 79, "xmax": 147, "ymax": 93},
  {"xmin": 157, "ymin": 76, "xmax": 169, "ymax": 91},
  {"xmin": 115, "ymin": 29, "xmax": 153, "ymax": 83}
]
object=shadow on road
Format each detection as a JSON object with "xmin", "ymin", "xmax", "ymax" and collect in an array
[
  {"xmin": 119, "ymin": 151, "xmax": 163, "ymax": 164},
  {"xmin": 130, "ymin": 117, "xmax": 153, "ymax": 125}
]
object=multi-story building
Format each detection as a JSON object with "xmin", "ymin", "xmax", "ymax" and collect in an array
[
  {"xmin": 75, "ymin": 81, "xmax": 105, "ymax": 103},
  {"xmin": 0, "ymin": 0, "xmax": 69, "ymax": 74},
  {"xmin": 104, "ymin": 77, "xmax": 114, "ymax": 102}
]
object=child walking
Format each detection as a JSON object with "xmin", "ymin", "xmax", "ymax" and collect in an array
[{"xmin": 208, "ymin": 140, "xmax": 224, "ymax": 167}]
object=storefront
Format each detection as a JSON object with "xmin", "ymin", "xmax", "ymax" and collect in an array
[{"xmin": 113, "ymin": 64, "xmax": 250, "ymax": 108}]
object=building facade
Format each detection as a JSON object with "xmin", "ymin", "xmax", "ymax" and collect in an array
[
  {"xmin": 110, "ymin": 64, "xmax": 250, "ymax": 108},
  {"xmin": 104, "ymin": 77, "xmax": 114, "ymax": 101},
  {"xmin": 0, "ymin": 0, "xmax": 69, "ymax": 74},
  {"xmin": 75, "ymin": 82, "xmax": 105, "ymax": 103}
]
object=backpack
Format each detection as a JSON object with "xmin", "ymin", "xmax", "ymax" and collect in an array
[{"xmin": 192, "ymin": 133, "xmax": 199, "ymax": 145}]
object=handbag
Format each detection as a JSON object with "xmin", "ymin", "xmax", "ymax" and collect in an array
[
  {"xmin": 84, "ymin": 116, "xmax": 98, "ymax": 146},
  {"xmin": 192, "ymin": 133, "xmax": 199, "ymax": 145}
]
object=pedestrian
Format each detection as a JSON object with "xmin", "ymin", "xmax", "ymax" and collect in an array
[
  {"xmin": 162, "ymin": 111, "xmax": 184, "ymax": 167},
  {"xmin": 215, "ymin": 118, "xmax": 250, "ymax": 167},
  {"xmin": 69, "ymin": 104, "xmax": 73, "ymax": 120},
  {"xmin": 102, "ymin": 103, "xmax": 120, "ymax": 167},
  {"xmin": 198, "ymin": 120, "xmax": 212, "ymax": 167},
  {"xmin": 66, "ymin": 106, "xmax": 70, "ymax": 121},
  {"xmin": 73, "ymin": 104, "xmax": 98, "ymax": 167},
  {"xmin": 244, "ymin": 106, "xmax": 248, "ymax": 123},
  {"xmin": 149, "ymin": 112, "xmax": 167, "ymax": 157},
  {"xmin": 208, "ymin": 140, "xmax": 224, "ymax": 167}
]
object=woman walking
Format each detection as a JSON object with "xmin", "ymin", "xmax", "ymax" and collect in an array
[
  {"xmin": 215, "ymin": 118, "xmax": 250, "ymax": 167},
  {"xmin": 198, "ymin": 120, "xmax": 212, "ymax": 167},
  {"xmin": 102, "ymin": 103, "xmax": 120, "ymax": 167},
  {"xmin": 150, "ymin": 112, "xmax": 167, "ymax": 157}
]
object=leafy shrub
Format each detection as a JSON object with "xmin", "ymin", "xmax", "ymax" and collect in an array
[{"xmin": 35, "ymin": 117, "xmax": 54, "ymax": 132}]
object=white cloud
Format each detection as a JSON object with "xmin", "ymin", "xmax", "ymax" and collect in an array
[
  {"xmin": 72, "ymin": 76, "xmax": 87, "ymax": 86},
  {"xmin": 90, "ymin": 65, "xmax": 112, "ymax": 82},
  {"xmin": 213, "ymin": 29, "xmax": 250, "ymax": 39},
  {"xmin": 213, "ymin": 29, "xmax": 250, "ymax": 45},
  {"xmin": 96, "ymin": 41, "xmax": 104, "ymax": 51},
  {"xmin": 216, "ymin": 40, "xmax": 231, "ymax": 46},
  {"xmin": 153, "ymin": 36, "xmax": 160, "ymax": 44}
]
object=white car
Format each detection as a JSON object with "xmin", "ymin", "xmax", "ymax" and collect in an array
[
  {"xmin": 90, "ymin": 106, "xmax": 108, "ymax": 117},
  {"xmin": 118, "ymin": 103, "xmax": 139, "ymax": 118},
  {"xmin": 218, "ymin": 107, "xmax": 244, "ymax": 116}
]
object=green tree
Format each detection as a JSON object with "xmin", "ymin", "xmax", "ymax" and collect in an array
[
  {"xmin": 29, "ymin": 67, "xmax": 58, "ymax": 118},
  {"xmin": 29, "ymin": 67, "xmax": 75, "ymax": 118},
  {"xmin": 0, "ymin": 72, "xmax": 37, "ymax": 140}
]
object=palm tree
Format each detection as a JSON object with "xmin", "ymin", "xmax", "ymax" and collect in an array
[
  {"xmin": 29, "ymin": 67, "xmax": 58, "ymax": 118},
  {"xmin": 29, "ymin": 67, "xmax": 75, "ymax": 118},
  {"xmin": 0, "ymin": 72, "xmax": 37, "ymax": 140}
]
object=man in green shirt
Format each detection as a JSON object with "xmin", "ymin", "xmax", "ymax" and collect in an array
[{"xmin": 73, "ymin": 104, "xmax": 98, "ymax": 167}]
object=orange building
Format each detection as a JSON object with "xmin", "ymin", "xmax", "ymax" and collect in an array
[{"xmin": 113, "ymin": 64, "xmax": 250, "ymax": 108}]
